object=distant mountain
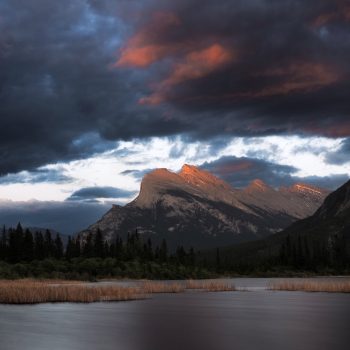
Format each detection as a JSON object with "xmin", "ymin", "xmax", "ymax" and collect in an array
[
  {"xmin": 210, "ymin": 179, "xmax": 350, "ymax": 267},
  {"xmin": 79, "ymin": 164, "xmax": 329, "ymax": 249}
]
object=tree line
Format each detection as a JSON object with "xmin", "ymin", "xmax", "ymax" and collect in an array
[
  {"xmin": 0, "ymin": 223, "xmax": 196, "ymax": 267},
  {"xmin": 278, "ymin": 233, "xmax": 349, "ymax": 269},
  {"xmin": 0, "ymin": 223, "xmax": 64, "ymax": 262}
]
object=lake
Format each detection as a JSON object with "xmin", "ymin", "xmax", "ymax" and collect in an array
[{"xmin": 0, "ymin": 278, "xmax": 349, "ymax": 350}]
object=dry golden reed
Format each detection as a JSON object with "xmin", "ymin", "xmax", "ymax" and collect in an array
[
  {"xmin": 141, "ymin": 281, "xmax": 185, "ymax": 293},
  {"xmin": 186, "ymin": 279, "xmax": 236, "ymax": 292},
  {"xmin": 269, "ymin": 279, "xmax": 350, "ymax": 293},
  {"xmin": 0, "ymin": 280, "xmax": 143, "ymax": 304},
  {"xmin": 0, "ymin": 279, "xmax": 238, "ymax": 304}
]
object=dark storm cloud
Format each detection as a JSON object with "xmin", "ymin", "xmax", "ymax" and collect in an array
[
  {"xmin": 67, "ymin": 186, "xmax": 136, "ymax": 201},
  {"xmin": 0, "ymin": 0, "xmax": 349, "ymax": 175},
  {"xmin": 0, "ymin": 200, "xmax": 110, "ymax": 234},
  {"xmin": 325, "ymin": 138, "xmax": 350, "ymax": 164},
  {"xmin": 0, "ymin": 0, "xmax": 188, "ymax": 175},
  {"xmin": 114, "ymin": 0, "xmax": 350, "ymax": 138},
  {"xmin": 201, "ymin": 156, "xmax": 348, "ymax": 190}
]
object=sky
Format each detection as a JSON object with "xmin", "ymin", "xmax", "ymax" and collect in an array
[{"xmin": 0, "ymin": 0, "xmax": 349, "ymax": 234}]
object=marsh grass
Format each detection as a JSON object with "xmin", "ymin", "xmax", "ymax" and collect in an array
[
  {"xmin": 142, "ymin": 281, "xmax": 185, "ymax": 293},
  {"xmin": 186, "ymin": 279, "xmax": 236, "ymax": 292},
  {"xmin": 269, "ymin": 279, "xmax": 350, "ymax": 293},
  {"xmin": 0, "ymin": 279, "xmax": 238, "ymax": 304},
  {"xmin": 0, "ymin": 280, "xmax": 144, "ymax": 304}
]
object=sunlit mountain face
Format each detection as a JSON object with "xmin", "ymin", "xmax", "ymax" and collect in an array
[
  {"xmin": 0, "ymin": 0, "xmax": 349, "ymax": 234},
  {"xmin": 79, "ymin": 164, "xmax": 329, "ymax": 249}
]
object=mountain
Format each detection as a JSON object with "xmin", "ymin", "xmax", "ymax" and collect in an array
[
  {"xmin": 79, "ymin": 164, "xmax": 329, "ymax": 249},
  {"xmin": 280, "ymin": 179, "xmax": 350, "ymax": 242},
  {"xmin": 210, "ymin": 179, "xmax": 350, "ymax": 267}
]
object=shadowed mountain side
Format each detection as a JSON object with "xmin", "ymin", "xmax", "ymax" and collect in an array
[{"xmin": 206, "ymin": 179, "xmax": 350, "ymax": 266}]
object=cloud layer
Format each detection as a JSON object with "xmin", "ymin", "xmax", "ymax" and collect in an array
[
  {"xmin": 67, "ymin": 186, "xmax": 137, "ymax": 202},
  {"xmin": 0, "ymin": 0, "xmax": 349, "ymax": 175},
  {"xmin": 201, "ymin": 156, "xmax": 348, "ymax": 190},
  {"xmin": 0, "ymin": 200, "xmax": 109, "ymax": 234}
]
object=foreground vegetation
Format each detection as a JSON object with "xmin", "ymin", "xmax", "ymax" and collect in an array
[
  {"xmin": 0, "ymin": 280, "xmax": 144, "ymax": 304},
  {"xmin": 0, "ymin": 258, "xmax": 215, "ymax": 280},
  {"xmin": 185, "ymin": 279, "xmax": 236, "ymax": 291},
  {"xmin": 0, "ymin": 279, "xmax": 236, "ymax": 304},
  {"xmin": 269, "ymin": 279, "xmax": 350, "ymax": 293},
  {"xmin": 0, "ymin": 224, "xmax": 213, "ymax": 280}
]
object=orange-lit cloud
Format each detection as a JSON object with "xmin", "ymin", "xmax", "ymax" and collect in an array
[
  {"xmin": 255, "ymin": 62, "xmax": 339, "ymax": 97},
  {"xmin": 176, "ymin": 62, "xmax": 340, "ymax": 104},
  {"xmin": 164, "ymin": 44, "xmax": 232, "ymax": 86},
  {"xmin": 114, "ymin": 12, "xmax": 181, "ymax": 68},
  {"xmin": 139, "ymin": 44, "xmax": 233, "ymax": 105},
  {"xmin": 312, "ymin": 1, "xmax": 350, "ymax": 27}
]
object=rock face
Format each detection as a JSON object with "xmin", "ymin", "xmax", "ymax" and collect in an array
[{"xmin": 79, "ymin": 164, "xmax": 329, "ymax": 249}]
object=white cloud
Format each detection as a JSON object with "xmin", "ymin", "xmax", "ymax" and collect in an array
[{"xmin": 0, "ymin": 135, "xmax": 348, "ymax": 202}]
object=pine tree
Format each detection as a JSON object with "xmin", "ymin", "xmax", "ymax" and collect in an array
[
  {"xmin": 176, "ymin": 246, "xmax": 186, "ymax": 264},
  {"xmin": 285, "ymin": 235, "xmax": 292, "ymax": 265},
  {"xmin": 189, "ymin": 247, "xmax": 195, "ymax": 266},
  {"xmin": 74, "ymin": 235, "xmax": 81, "ymax": 258},
  {"xmin": 159, "ymin": 239, "xmax": 168, "ymax": 262},
  {"xmin": 303, "ymin": 236, "xmax": 311, "ymax": 268},
  {"xmin": 8, "ymin": 223, "xmax": 24, "ymax": 263},
  {"xmin": 0, "ymin": 226, "xmax": 7, "ymax": 260},
  {"xmin": 94, "ymin": 229, "xmax": 104, "ymax": 258},
  {"xmin": 23, "ymin": 229, "xmax": 34, "ymax": 261},
  {"xmin": 44, "ymin": 230, "xmax": 54, "ymax": 258},
  {"xmin": 54, "ymin": 234, "xmax": 64, "ymax": 259},
  {"xmin": 216, "ymin": 248, "xmax": 221, "ymax": 272},
  {"xmin": 83, "ymin": 233, "xmax": 94, "ymax": 258},
  {"xmin": 34, "ymin": 232, "xmax": 45, "ymax": 260},
  {"xmin": 65, "ymin": 236, "xmax": 74, "ymax": 260},
  {"xmin": 115, "ymin": 236, "xmax": 123, "ymax": 259}
]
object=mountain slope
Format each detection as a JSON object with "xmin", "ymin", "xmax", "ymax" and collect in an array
[
  {"xmin": 212, "ymin": 179, "xmax": 350, "ymax": 266},
  {"xmin": 80, "ymin": 164, "xmax": 328, "ymax": 249}
]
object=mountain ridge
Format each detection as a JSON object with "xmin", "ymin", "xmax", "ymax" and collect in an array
[
  {"xmin": 209, "ymin": 179, "xmax": 350, "ymax": 267},
  {"xmin": 79, "ymin": 165, "xmax": 329, "ymax": 249}
]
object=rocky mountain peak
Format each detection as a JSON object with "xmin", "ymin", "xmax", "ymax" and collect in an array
[
  {"xmin": 179, "ymin": 164, "xmax": 233, "ymax": 191},
  {"xmin": 291, "ymin": 183, "xmax": 324, "ymax": 194},
  {"xmin": 246, "ymin": 179, "xmax": 272, "ymax": 193},
  {"xmin": 180, "ymin": 163, "xmax": 198, "ymax": 174},
  {"xmin": 130, "ymin": 168, "xmax": 185, "ymax": 208},
  {"xmin": 287, "ymin": 183, "xmax": 329, "ymax": 201}
]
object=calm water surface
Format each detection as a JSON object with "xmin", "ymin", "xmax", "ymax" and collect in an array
[{"xmin": 0, "ymin": 278, "xmax": 349, "ymax": 350}]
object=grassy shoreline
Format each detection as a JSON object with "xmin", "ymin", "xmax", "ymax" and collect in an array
[
  {"xmin": 1, "ymin": 277, "xmax": 350, "ymax": 304},
  {"xmin": 269, "ymin": 279, "xmax": 350, "ymax": 293},
  {"xmin": 0, "ymin": 279, "xmax": 237, "ymax": 304}
]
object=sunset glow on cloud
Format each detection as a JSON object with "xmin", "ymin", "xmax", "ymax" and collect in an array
[
  {"xmin": 139, "ymin": 44, "xmax": 233, "ymax": 105},
  {"xmin": 115, "ymin": 12, "xmax": 181, "ymax": 68}
]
